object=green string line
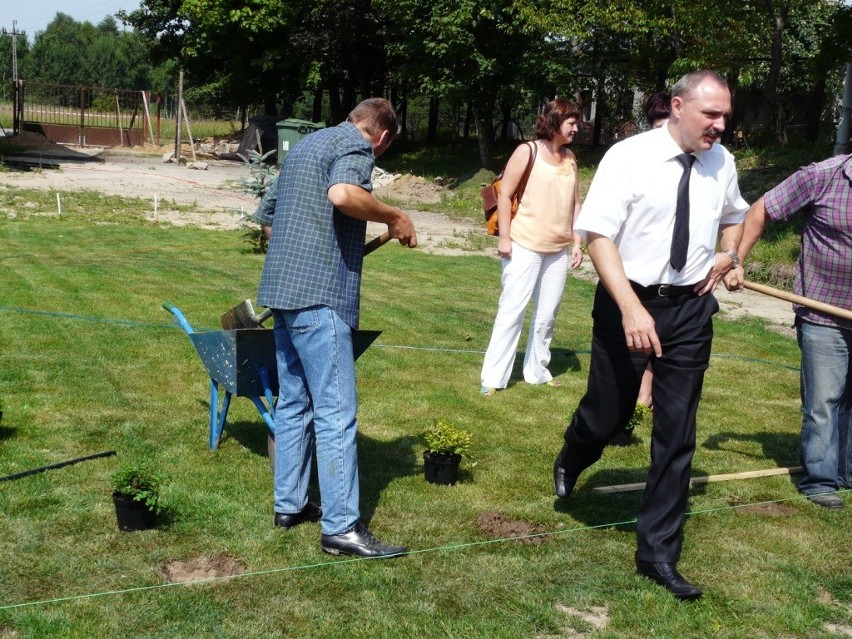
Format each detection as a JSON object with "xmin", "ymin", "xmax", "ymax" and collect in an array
[
  {"xmin": 0, "ymin": 306, "xmax": 801, "ymax": 371},
  {"xmin": 2, "ymin": 490, "xmax": 846, "ymax": 612}
]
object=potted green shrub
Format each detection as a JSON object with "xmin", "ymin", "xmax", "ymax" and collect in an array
[
  {"xmin": 422, "ymin": 420, "xmax": 474, "ymax": 486},
  {"xmin": 111, "ymin": 462, "xmax": 162, "ymax": 531}
]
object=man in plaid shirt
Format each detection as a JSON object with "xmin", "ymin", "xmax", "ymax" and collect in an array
[
  {"xmin": 736, "ymin": 154, "xmax": 852, "ymax": 509},
  {"xmin": 256, "ymin": 98, "xmax": 417, "ymax": 556}
]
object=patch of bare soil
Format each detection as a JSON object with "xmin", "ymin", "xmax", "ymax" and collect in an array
[
  {"xmin": 733, "ymin": 502, "xmax": 799, "ymax": 517},
  {"xmin": 374, "ymin": 173, "xmax": 447, "ymax": 205},
  {"xmin": 162, "ymin": 553, "xmax": 245, "ymax": 584},
  {"xmin": 536, "ymin": 604, "xmax": 609, "ymax": 638},
  {"xmin": 476, "ymin": 511, "xmax": 550, "ymax": 544}
]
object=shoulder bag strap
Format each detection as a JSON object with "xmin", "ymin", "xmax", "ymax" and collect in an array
[{"xmin": 514, "ymin": 141, "xmax": 537, "ymax": 202}]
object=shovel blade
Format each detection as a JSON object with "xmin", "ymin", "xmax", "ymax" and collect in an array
[{"xmin": 221, "ymin": 299, "xmax": 261, "ymax": 330}]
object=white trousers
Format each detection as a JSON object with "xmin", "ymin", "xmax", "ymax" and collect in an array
[{"xmin": 481, "ymin": 242, "xmax": 570, "ymax": 389}]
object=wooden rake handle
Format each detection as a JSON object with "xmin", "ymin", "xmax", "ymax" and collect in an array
[{"xmin": 742, "ymin": 280, "xmax": 852, "ymax": 322}]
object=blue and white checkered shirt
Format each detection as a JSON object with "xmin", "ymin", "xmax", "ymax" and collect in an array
[{"xmin": 256, "ymin": 122, "xmax": 374, "ymax": 328}]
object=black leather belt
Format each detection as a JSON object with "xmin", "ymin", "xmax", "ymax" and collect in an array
[{"xmin": 630, "ymin": 281, "xmax": 695, "ymax": 300}]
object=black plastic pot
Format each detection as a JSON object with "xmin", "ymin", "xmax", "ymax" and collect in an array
[
  {"xmin": 113, "ymin": 493, "xmax": 156, "ymax": 531},
  {"xmin": 423, "ymin": 451, "xmax": 461, "ymax": 486}
]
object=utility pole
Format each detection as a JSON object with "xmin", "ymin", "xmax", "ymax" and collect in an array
[
  {"xmin": 1, "ymin": 21, "xmax": 25, "ymax": 82},
  {"xmin": 3, "ymin": 21, "xmax": 26, "ymax": 135},
  {"xmin": 833, "ymin": 58, "xmax": 852, "ymax": 156}
]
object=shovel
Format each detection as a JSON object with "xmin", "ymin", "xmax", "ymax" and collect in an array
[{"xmin": 221, "ymin": 231, "xmax": 392, "ymax": 330}]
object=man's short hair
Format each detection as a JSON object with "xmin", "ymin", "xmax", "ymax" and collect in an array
[
  {"xmin": 671, "ymin": 70, "xmax": 729, "ymax": 100},
  {"xmin": 347, "ymin": 98, "xmax": 398, "ymax": 141}
]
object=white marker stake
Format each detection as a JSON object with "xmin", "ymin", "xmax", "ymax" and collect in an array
[
  {"xmin": 153, "ymin": 194, "xmax": 159, "ymax": 221},
  {"xmin": 56, "ymin": 193, "xmax": 61, "ymax": 217}
]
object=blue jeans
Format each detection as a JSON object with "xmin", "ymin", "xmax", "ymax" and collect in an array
[
  {"xmin": 272, "ymin": 306, "xmax": 360, "ymax": 535},
  {"xmin": 796, "ymin": 318, "xmax": 852, "ymax": 495}
]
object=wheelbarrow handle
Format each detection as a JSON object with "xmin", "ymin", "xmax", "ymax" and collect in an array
[{"xmin": 162, "ymin": 302, "xmax": 195, "ymax": 335}]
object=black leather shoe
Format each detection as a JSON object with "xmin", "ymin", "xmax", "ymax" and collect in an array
[
  {"xmin": 321, "ymin": 521, "xmax": 407, "ymax": 558},
  {"xmin": 553, "ymin": 444, "xmax": 577, "ymax": 499},
  {"xmin": 636, "ymin": 560, "xmax": 703, "ymax": 600},
  {"xmin": 274, "ymin": 502, "xmax": 322, "ymax": 530}
]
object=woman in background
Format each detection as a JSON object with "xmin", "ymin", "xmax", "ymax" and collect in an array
[{"xmin": 480, "ymin": 99, "xmax": 584, "ymax": 396}]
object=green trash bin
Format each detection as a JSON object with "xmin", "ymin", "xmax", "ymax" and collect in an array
[{"xmin": 276, "ymin": 118, "xmax": 325, "ymax": 163}]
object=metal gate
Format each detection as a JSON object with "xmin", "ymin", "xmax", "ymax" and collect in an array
[{"xmin": 13, "ymin": 80, "xmax": 149, "ymax": 147}]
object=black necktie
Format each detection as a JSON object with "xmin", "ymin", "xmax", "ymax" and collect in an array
[{"xmin": 670, "ymin": 153, "xmax": 695, "ymax": 272}]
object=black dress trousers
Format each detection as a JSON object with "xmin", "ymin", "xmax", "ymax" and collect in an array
[{"xmin": 561, "ymin": 282, "xmax": 718, "ymax": 562}]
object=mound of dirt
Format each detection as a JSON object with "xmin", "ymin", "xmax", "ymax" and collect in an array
[
  {"xmin": 162, "ymin": 553, "xmax": 245, "ymax": 583},
  {"xmin": 477, "ymin": 511, "xmax": 550, "ymax": 544},
  {"xmin": 374, "ymin": 173, "xmax": 447, "ymax": 205},
  {"xmin": 6, "ymin": 130, "xmax": 74, "ymax": 153}
]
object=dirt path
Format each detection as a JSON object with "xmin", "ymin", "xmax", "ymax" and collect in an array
[{"xmin": 0, "ymin": 141, "xmax": 797, "ymax": 336}]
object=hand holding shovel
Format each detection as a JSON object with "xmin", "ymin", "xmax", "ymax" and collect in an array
[{"xmin": 221, "ymin": 231, "xmax": 393, "ymax": 330}]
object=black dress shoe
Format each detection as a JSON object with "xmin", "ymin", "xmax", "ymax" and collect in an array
[
  {"xmin": 321, "ymin": 521, "xmax": 407, "ymax": 558},
  {"xmin": 553, "ymin": 444, "xmax": 578, "ymax": 499},
  {"xmin": 636, "ymin": 559, "xmax": 703, "ymax": 600},
  {"xmin": 274, "ymin": 502, "xmax": 322, "ymax": 529}
]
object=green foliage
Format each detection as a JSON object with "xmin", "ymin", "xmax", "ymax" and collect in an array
[
  {"xmin": 625, "ymin": 403, "xmax": 651, "ymax": 432},
  {"xmin": 111, "ymin": 462, "xmax": 162, "ymax": 512},
  {"xmin": 236, "ymin": 149, "xmax": 277, "ymax": 254},
  {"xmin": 422, "ymin": 420, "xmax": 474, "ymax": 461},
  {"xmin": 23, "ymin": 13, "xmax": 152, "ymax": 90}
]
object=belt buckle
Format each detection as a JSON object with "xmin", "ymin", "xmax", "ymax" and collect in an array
[{"xmin": 657, "ymin": 284, "xmax": 671, "ymax": 297}]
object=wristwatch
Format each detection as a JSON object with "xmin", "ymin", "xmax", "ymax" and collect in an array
[{"xmin": 723, "ymin": 249, "xmax": 740, "ymax": 269}]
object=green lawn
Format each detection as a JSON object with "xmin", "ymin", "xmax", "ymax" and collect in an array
[{"xmin": 0, "ymin": 193, "xmax": 849, "ymax": 637}]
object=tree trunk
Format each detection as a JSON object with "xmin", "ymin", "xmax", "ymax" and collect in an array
[
  {"xmin": 427, "ymin": 96, "xmax": 439, "ymax": 143},
  {"xmin": 765, "ymin": 1, "xmax": 790, "ymax": 146},
  {"xmin": 312, "ymin": 88, "xmax": 323, "ymax": 123},
  {"xmin": 263, "ymin": 96, "xmax": 277, "ymax": 117},
  {"xmin": 474, "ymin": 96, "xmax": 496, "ymax": 169},
  {"xmin": 498, "ymin": 101, "xmax": 512, "ymax": 142},
  {"xmin": 593, "ymin": 75, "xmax": 606, "ymax": 147},
  {"xmin": 342, "ymin": 79, "xmax": 357, "ymax": 119},
  {"xmin": 328, "ymin": 77, "xmax": 343, "ymax": 124},
  {"xmin": 805, "ymin": 78, "xmax": 826, "ymax": 143},
  {"xmin": 463, "ymin": 103, "xmax": 473, "ymax": 140}
]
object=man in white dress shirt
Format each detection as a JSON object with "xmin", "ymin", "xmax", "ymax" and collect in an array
[{"xmin": 552, "ymin": 70, "xmax": 749, "ymax": 600}]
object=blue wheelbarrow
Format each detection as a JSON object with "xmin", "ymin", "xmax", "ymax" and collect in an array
[{"xmin": 163, "ymin": 303, "xmax": 380, "ymax": 450}]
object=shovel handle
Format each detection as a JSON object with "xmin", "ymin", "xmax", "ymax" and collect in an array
[
  {"xmin": 742, "ymin": 280, "xmax": 852, "ymax": 322},
  {"xmin": 364, "ymin": 231, "xmax": 392, "ymax": 256},
  {"xmin": 229, "ymin": 232, "xmax": 392, "ymax": 330}
]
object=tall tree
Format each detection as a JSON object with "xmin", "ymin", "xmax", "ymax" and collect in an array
[
  {"xmin": 122, "ymin": 0, "xmax": 305, "ymax": 115},
  {"xmin": 23, "ymin": 13, "xmax": 95, "ymax": 86},
  {"xmin": 290, "ymin": 1, "xmax": 389, "ymax": 122},
  {"xmin": 0, "ymin": 29, "xmax": 29, "ymax": 94},
  {"xmin": 380, "ymin": 0, "xmax": 553, "ymax": 168}
]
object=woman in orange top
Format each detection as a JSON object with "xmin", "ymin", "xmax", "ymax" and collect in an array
[{"xmin": 481, "ymin": 99, "xmax": 584, "ymax": 395}]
